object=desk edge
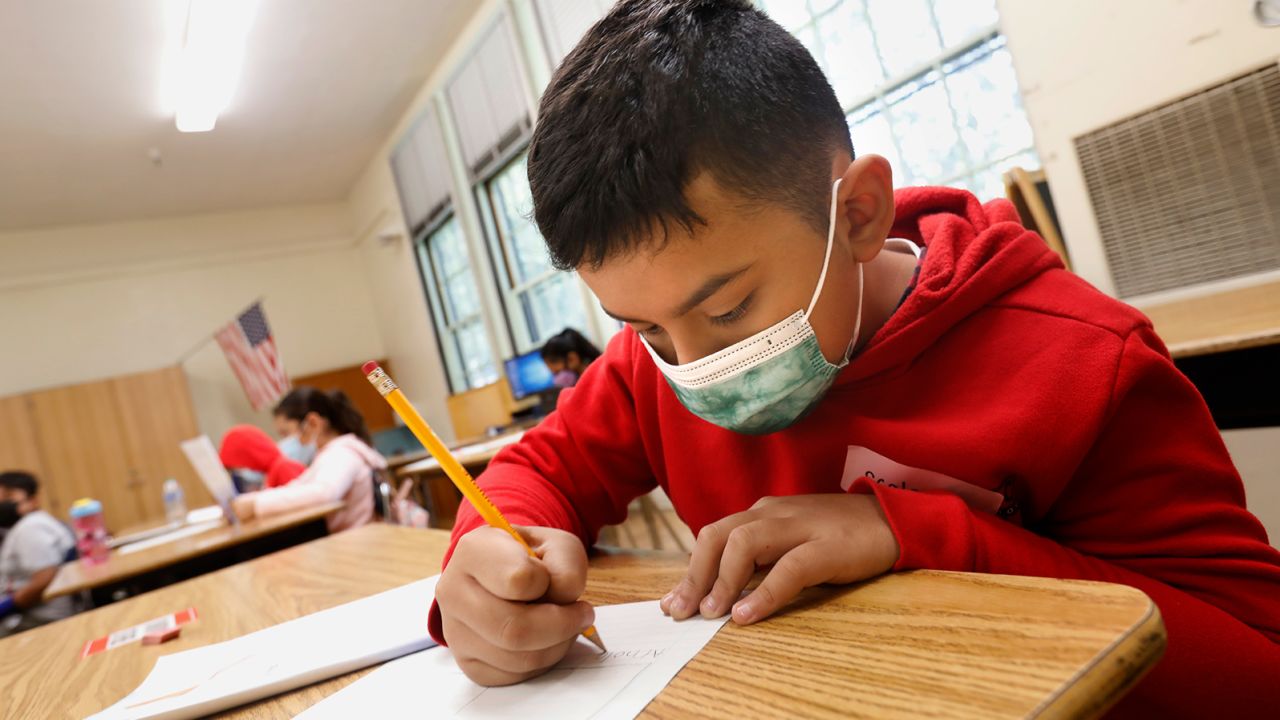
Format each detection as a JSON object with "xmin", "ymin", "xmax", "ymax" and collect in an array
[{"xmin": 1030, "ymin": 598, "xmax": 1167, "ymax": 719}]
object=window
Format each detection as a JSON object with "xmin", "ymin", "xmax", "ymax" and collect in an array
[
  {"xmin": 534, "ymin": 0, "xmax": 612, "ymax": 67},
  {"xmin": 761, "ymin": 0, "xmax": 1038, "ymax": 200},
  {"xmin": 480, "ymin": 151, "xmax": 591, "ymax": 354},
  {"xmin": 416, "ymin": 214, "xmax": 500, "ymax": 392}
]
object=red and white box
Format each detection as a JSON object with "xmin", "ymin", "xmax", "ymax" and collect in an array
[{"xmin": 80, "ymin": 607, "xmax": 198, "ymax": 659}]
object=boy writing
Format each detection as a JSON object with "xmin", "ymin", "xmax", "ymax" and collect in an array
[{"xmin": 431, "ymin": 1, "xmax": 1280, "ymax": 713}]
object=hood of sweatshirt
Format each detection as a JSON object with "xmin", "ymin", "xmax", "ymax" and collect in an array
[{"xmin": 836, "ymin": 186, "xmax": 1065, "ymax": 385}]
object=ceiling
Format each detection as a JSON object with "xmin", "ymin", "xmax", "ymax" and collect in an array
[{"xmin": 0, "ymin": 0, "xmax": 478, "ymax": 231}]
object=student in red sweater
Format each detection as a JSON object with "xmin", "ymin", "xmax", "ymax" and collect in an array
[{"xmin": 431, "ymin": 0, "xmax": 1280, "ymax": 712}]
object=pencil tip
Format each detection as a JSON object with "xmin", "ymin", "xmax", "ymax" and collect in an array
[{"xmin": 587, "ymin": 632, "xmax": 607, "ymax": 653}]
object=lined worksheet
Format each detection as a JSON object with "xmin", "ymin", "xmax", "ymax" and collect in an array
[{"xmin": 298, "ymin": 600, "xmax": 729, "ymax": 719}]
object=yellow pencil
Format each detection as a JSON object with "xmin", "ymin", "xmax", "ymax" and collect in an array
[{"xmin": 362, "ymin": 361, "xmax": 606, "ymax": 653}]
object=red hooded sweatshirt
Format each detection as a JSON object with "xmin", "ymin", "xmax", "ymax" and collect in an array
[
  {"xmin": 431, "ymin": 188, "xmax": 1280, "ymax": 716},
  {"xmin": 219, "ymin": 425, "xmax": 306, "ymax": 489}
]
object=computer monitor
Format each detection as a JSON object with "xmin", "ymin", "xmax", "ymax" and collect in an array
[{"xmin": 504, "ymin": 351, "xmax": 555, "ymax": 400}]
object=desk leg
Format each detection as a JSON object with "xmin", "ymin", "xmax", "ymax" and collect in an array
[{"xmin": 421, "ymin": 474, "xmax": 461, "ymax": 530}]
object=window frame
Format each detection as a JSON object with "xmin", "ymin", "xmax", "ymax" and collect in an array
[
  {"xmin": 767, "ymin": 0, "xmax": 1037, "ymax": 193},
  {"xmin": 474, "ymin": 145, "xmax": 592, "ymax": 357},
  {"xmin": 412, "ymin": 208, "xmax": 501, "ymax": 394}
]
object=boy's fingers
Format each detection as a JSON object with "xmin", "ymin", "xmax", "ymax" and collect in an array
[
  {"xmin": 447, "ymin": 616, "xmax": 578, "ymax": 678},
  {"xmin": 700, "ymin": 518, "xmax": 806, "ymax": 618},
  {"xmin": 732, "ymin": 543, "xmax": 830, "ymax": 625},
  {"xmin": 459, "ymin": 527, "xmax": 550, "ymax": 602},
  {"xmin": 455, "ymin": 653, "xmax": 538, "ymax": 688},
  {"xmin": 522, "ymin": 526, "xmax": 589, "ymax": 605},
  {"xmin": 456, "ymin": 575, "xmax": 595, "ymax": 651},
  {"xmin": 666, "ymin": 512, "xmax": 755, "ymax": 619}
]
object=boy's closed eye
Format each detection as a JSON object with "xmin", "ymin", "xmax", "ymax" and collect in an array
[
  {"xmin": 637, "ymin": 291, "xmax": 755, "ymax": 339},
  {"xmin": 707, "ymin": 292, "xmax": 755, "ymax": 327}
]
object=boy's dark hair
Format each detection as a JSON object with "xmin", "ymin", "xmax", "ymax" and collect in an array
[
  {"xmin": 273, "ymin": 386, "xmax": 317, "ymax": 422},
  {"xmin": 0, "ymin": 471, "xmax": 38, "ymax": 497},
  {"xmin": 528, "ymin": 0, "xmax": 853, "ymax": 270},
  {"xmin": 540, "ymin": 328, "xmax": 603, "ymax": 365},
  {"xmin": 304, "ymin": 389, "xmax": 374, "ymax": 447}
]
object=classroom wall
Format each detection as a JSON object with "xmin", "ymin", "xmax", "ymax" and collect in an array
[
  {"xmin": 340, "ymin": 0, "xmax": 512, "ymax": 445},
  {"xmin": 346, "ymin": 161, "xmax": 456, "ymax": 444},
  {"xmin": 0, "ymin": 203, "xmax": 385, "ymax": 443},
  {"xmin": 1223, "ymin": 429, "xmax": 1280, "ymax": 548},
  {"xmin": 997, "ymin": 0, "xmax": 1280, "ymax": 546},
  {"xmin": 996, "ymin": 0, "xmax": 1280, "ymax": 299}
]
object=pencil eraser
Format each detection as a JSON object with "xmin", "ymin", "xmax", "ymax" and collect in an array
[
  {"xmin": 362, "ymin": 361, "xmax": 380, "ymax": 374},
  {"xmin": 142, "ymin": 626, "xmax": 181, "ymax": 645}
]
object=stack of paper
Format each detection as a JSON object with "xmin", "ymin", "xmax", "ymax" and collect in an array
[
  {"xmin": 116, "ymin": 520, "xmax": 224, "ymax": 556},
  {"xmin": 89, "ymin": 576, "xmax": 439, "ymax": 720}
]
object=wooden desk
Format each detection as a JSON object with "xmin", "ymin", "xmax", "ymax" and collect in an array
[
  {"xmin": 4, "ymin": 525, "xmax": 1164, "ymax": 719},
  {"xmin": 1139, "ymin": 278, "xmax": 1280, "ymax": 359},
  {"xmin": 395, "ymin": 431, "xmax": 525, "ymax": 528},
  {"xmin": 44, "ymin": 501, "xmax": 344, "ymax": 600}
]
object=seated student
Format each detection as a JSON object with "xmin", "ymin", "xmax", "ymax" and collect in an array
[
  {"xmin": 429, "ymin": 1, "xmax": 1280, "ymax": 714},
  {"xmin": 540, "ymin": 328, "xmax": 603, "ymax": 389},
  {"xmin": 0, "ymin": 471, "xmax": 79, "ymax": 636},
  {"xmin": 219, "ymin": 425, "xmax": 307, "ymax": 490},
  {"xmin": 231, "ymin": 390, "xmax": 385, "ymax": 533},
  {"xmin": 273, "ymin": 386, "xmax": 318, "ymax": 466}
]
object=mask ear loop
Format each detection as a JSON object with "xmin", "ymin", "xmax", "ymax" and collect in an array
[{"xmin": 805, "ymin": 178, "xmax": 865, "ymax": 361}]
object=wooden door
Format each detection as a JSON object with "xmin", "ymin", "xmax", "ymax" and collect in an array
[
  {"xmin": 0, "ymin": 394, "xmax": 45, "ymax": 483},
  {"xmin": 28, "ymin": 380, "xmax": 142, "ymax": 529},
  {"xmin": 112, "ymin": 366, "xmax": 212, "ymax": 519}
]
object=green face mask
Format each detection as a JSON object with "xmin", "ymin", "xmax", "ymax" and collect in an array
[{"xmin": 640, "ymin": 179, "xmax": 862, "ymax": 435}]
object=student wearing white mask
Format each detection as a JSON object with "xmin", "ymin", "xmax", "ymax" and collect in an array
[
  {"xmin": 235, "ymin": 389, "xmax": 385, "ymax": 533},
  {"xmin": 273, "ymin": 387, "xmax": 319, "ymax": 466},
  {"xmin": 426, "ymin": 1, "xmax": 1280, "ymax": 711}
]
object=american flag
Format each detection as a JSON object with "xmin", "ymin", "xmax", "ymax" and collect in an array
[{"xmin": 214, "ymin": 302, "xmax": 290, "ymax": 411}]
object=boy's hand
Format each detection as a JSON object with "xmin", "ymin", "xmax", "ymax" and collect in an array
[
  {"xmin": 436, "ymin": 525, "xmax": 594, "ymax": 687},
  {"xmin": 660, "ymin": 494, "xmax": 899, "ymax": 625}
]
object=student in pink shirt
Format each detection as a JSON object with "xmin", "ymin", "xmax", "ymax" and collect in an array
[{"xmin": 231, "ymin": 390, "xmax": 385, "ymax": 533}]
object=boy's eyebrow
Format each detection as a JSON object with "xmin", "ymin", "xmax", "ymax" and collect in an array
[{"xmin": 601, "ymin": 263, "xmax": 754, "ymax": 324}]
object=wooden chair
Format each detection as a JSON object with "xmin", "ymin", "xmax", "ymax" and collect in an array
[
  {"xmin": 1003, "ymin": 166, "xmax": 1072, "ymax": 270},
  {"xmin": 598, "ymin": 495, "xmax": 690, "ymax": 552}
]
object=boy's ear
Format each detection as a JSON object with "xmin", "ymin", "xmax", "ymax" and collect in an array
[{"xmin": 835, "ymin": 154, "xmax": 895, "ymax": 263}]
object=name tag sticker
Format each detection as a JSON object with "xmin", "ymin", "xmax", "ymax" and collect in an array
[{"xmin": 841, "ymin": 446, "xmax": 1003, "ymax": 514}]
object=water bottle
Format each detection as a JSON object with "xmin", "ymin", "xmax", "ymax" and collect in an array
[
  {"xmin": 69, "ymin": 498, "xmax": 110, "ymax": 566},
  {"xmin": 163, "ymin": 479, "xmax": 186, "ymax": 524}
]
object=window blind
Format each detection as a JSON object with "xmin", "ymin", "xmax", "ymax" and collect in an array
[
  {"xmin": 534, "ymin": 0, "xmax": 611, "ymax": 68},
  {"xmin": 389, "ymin": 104, "xmax": 451, "ymax": 235},
  {"xmin": 446, "ymin": 14, "xmax": 533, "ymax": 180}
]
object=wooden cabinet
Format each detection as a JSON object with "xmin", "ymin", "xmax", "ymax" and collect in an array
[
  {"xmin": 27, "ymin": 380, "xmax": 138, "ymax": 525},
  {"xmin": 0, "ymin": 394, "xmax": 45, "ymax": 482},
  {"xmin": 110, "ymin": 367, "xmax": 208, "ymax": 524},
  {"xmin": 0, "ymin": 367, "xmax": 211, "ymax": 531}
]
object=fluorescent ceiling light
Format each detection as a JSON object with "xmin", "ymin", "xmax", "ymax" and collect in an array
[{"xmin": 161, "ymin": 0, "xmax": 259, "ymax": 133}]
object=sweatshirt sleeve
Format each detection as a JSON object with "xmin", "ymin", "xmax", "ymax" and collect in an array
[
  {"xmin": 429, "ymin": 334, "xmax": 658, "ymax": 644},
  {"xmin": 253, "ymin": 445, "xmax": 361, "ymax": 517},
  {"xmin": 856, "ymin": 325, "xmax": 1280, "ymax": 715}
]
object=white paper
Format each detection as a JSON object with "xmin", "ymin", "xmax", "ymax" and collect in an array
[
  {"xmin": 298, "ymin": 600, "xmax": 728, "ymax": 720},
  {"xmin": 179, "ymin": 436, "xmax": 237, "ymax": 520},
  {"xmin": 116, "ymin": 520, "xmax": 224, "ymax": 556},
  {"xmin": 88, "ymin": 576, "xmax": 440, "ymax": 720},
  {"xmin": 185, "ymin": 505, "xmax": 225, "ymax": 524}
]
